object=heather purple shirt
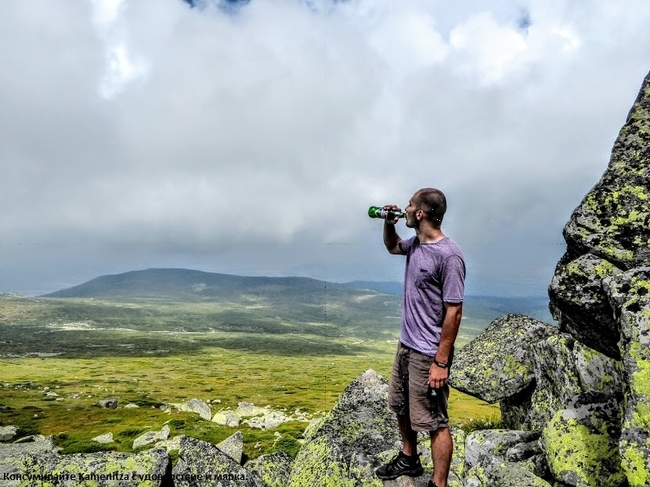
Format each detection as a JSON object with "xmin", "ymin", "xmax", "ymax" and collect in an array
[{"xmin": 398, "ymin": 235, "xmax": 466, "ymax": 357}]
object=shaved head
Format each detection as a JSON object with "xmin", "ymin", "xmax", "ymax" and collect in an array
[{"xmin": 414, "ymin": 188, "xmax": 447, "ymax": 226}]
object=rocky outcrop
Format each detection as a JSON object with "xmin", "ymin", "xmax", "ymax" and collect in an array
[
  {"xmin": 0, "ymin": 436, "xmax": 170, "ymax": 487},
  {"xmin": 549, "ymin": 71, "xmax": 650, "ymax": 359},
  {"xmin": 448, "ymin": 69, "xmax": 650, "ymax": 486}
]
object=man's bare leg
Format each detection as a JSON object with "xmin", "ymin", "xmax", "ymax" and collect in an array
[
  {"xmin": 397, "ymin": 414, "xmax": 418, "ymax": 456},
  {"xmin": 431, "ymin": 427, "xmax": 452, "ymax": 487}
]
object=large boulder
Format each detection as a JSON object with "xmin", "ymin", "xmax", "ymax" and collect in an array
[
  {"xmin": 604, "ymin": 267, "xmax": 650, "ymax": 487},
  {"xmin": 549, "ymin": 254, "xmax": 623, "ymax": 358},
  {"xmin": 549, "ymin": 70, "xmax": 650, "ymax": 357},
  {"xmin": 0, "ymin": 436, "xmax": 59, "ymax": 486},
  {"xmin": 498, "ymin": 331, "xmax": 625, "ymax": 431},
  {"xmin": 172, "ymin": 435, "xmax": 264, "ymax": 487},
  {"xmin": 244, "ymin": 451, "xmax": 293, "ymax": 487},
  {"xmin": 177, "ymin": 398, "xmax": 212, "ymax": 421},
  {"xmin": 449, "ymin": 314, "xmax": 558, "ymax": 403},
  {"xmin": 542, "ymin": 401, "xmax": 625, "ymax": 487},
  {"xmin": 288, "ymin": 369, "xmax": 400, "ymax": 486},
  {"xmin": 1, "ymin": 444, "xmax": 170, "ymax": 487}
]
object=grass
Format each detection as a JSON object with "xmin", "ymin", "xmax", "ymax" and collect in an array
[{"xmin": 0, "ymin": 295, "xmax": 500, "ymax": 460}]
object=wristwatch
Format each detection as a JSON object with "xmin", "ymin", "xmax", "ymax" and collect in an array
[{"xmin": 433, "ymin": 358, "xmax": 448, "ymax": 369}]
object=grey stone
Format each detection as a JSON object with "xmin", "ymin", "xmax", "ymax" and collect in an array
[
  {"xmin": 132, "ymin": 424, "xmax": 170, "ymax": 450},
  {"xmin": 235, "ymin": 402, "xmax": 268, "ymax": 418},
  {"xmin": 216, "ymin": 431, "xmax": 244, "ymax": 464},
  {"xmin": 0, "ymin": 426, "xmax": 18, "ymax": 442},
  {"xmin": 246, "ymin": 410, "xmax": 290, "ymax": 430},
  {"xmin": 0, "ymin": 441, "xmax": 169, "ymax": 487},
  {"xmin": 289, "ymin": 369, "xmax": 400, "ymax": 486},
  {"xmin": 244, "ymin": 451, "xmax": 293, "ymax": 487},
  {"xmin": 449, "ymin": 314, "xmax": 559, "ymax": 403},
  {"xmin": 549, "ymin": 71, "xmax": 650, "ymax": 359},
  {"xmin": 212, "ymin": 411, "xmax": 241, "ymax": 427},
  {"xmin": 542, "ymin": 400, "xmax": 625, "ymax": 487},
  {"xmin": 603, "ymin": 266, "xmax": 650, "ymax": 487},
  {"xmin": 548, "ymin": 253, "xmax": 623, "ymax": 359},
  {"xmin": 179, "ymin": 398, "xmax": 212, "ymax": 421},
  {"xmin": 465, "ymin": 429, "xmax": 541, "ymax": 470},
  {"xmin": 172, "ymin": 435, "xmax": 264, "ymax": 487},
  {"xmin": 92, "ymin": 433, "xmax": 114, "ymax": 444},
  {"xmin": 96, "ymin": 397, "xmax": 118, "ymax": 409}
]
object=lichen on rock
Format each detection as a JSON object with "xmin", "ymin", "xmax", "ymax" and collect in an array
[{"xmin": 449, "ymin": 314, "xmax": 558, "ymax": 404}]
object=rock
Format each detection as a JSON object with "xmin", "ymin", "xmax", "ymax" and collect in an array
[
  {"xmin": 172, "ymin": 435, "xmax": 265, "ymax": 487},
  {"xmin": 92, "ymin": 433, "xmax": 114, "ymax": 444},
  {"xmin": 549, "ymin": 254, "xmax": 624, "ymax": 359},
  {"xmin": 542, "ymin": 401, "xmax": 625, "ymax": 487},
  {"xmin": 124, "ymin": 403, "xmax": 140, "ymax": 409},
  {"xmin": 156, "ymin": 435, "xmax": 182, "ymax": 452},
  {"xmin": 246, "ymin": 410, "xmax": 290, "ymax": 430},
  {"xmin": 37, "ymin": 449, "xmax": 170, "ymax": 486},
  {"xmin": 289, "ymin": 369, "xmax": 400, "ymax": 485},
  {"xmin": 0, "ymin": 435, "xmax": 59, "ymax": 485},
  {"xmin": 500, "ymin": 333, "xmax": 625, "ymax": 431},
  {"xmin": 449, "ymin": 314, "xmax": 559, "ymax": 403},
  {"xmin": 465, "ymin": 429, "xmax": 541, "ymax": 470},
  {"xmin": 244, "ymin": 451, "xmax": 293, "ymax": 487},
  {"xmin": 288, "ymin": 435, "xmax": 353, "ymax": 487},
  {"xmin": 0, "ymin": 438, "xmax": 169, "ymax": 487},
  {"xmin": 133, "ymin": 424, "xmax": 170, "ymax": 450},
  {"xmin": 235, "ymin": 402, "xmax": 269, "ymax": 418},
  {"xmin": 0, "ymin": 426, "xmax": 18, "ymax": 442},
  {"xmin": 216, "ymin": 431, "xmax": 244, "ymax": 464},
  {"xmin": 96, "ymin": 397, "xmax": 118, "ymax": 409},
  {"xmin": 466, "ymin": 456, "xmax": 552, "ymax": 487},
  {"xmin": 604, "ymin": 267, "xmax": 650, "ymax": 487},
  {"xmin": 303, "ymin": 417, "xmax": 325, "ymax": 441},
  {"xmin": 178, "ymin": 398, "xmax": 212, "ymax": 421},
  {"xmin": 549, "ymin": 71, "xmax": 650, "ymax": 358},
  {"xmin": 212, "ymin": 411, "xmax": 241, "ymax": 427}
]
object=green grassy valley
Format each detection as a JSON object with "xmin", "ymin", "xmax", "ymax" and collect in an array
[{"xmin": 0, "ymin": 269, "xmax": 545, "ymax": 460}]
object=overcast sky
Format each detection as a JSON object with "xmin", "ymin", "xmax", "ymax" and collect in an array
[{"xmin": 1, "ymin": 0, "xmax": 650, "ymax": 296}]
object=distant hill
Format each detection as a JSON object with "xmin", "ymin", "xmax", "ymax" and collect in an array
[
  {"xmin": 43, "ymin": 269, "xmax": 554, "ymax": 325},
  {"xmin": 42, "ymin": 268, "xmax": 359, "ymax": 301}
]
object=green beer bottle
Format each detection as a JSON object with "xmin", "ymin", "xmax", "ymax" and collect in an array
[{"xmin": 368, "ymin": 206, "xmax": 406, "ymax": 220}]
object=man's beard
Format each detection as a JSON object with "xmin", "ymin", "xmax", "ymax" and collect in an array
[{"xmin": 405, "ymin": 217, "xmax": 419, "ymax": 229}]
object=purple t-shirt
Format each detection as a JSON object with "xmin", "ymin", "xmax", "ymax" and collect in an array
[{"xmin": 398, "ymin": 235, "xmax": 466, "ymax": 357}]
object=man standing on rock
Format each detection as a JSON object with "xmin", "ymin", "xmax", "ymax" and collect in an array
[{"xmin": 375, "ymin": 188, "xmax": 465, "ymax": 487}]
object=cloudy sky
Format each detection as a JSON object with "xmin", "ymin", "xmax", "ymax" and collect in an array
[{"xmin": 1, "ymin": 0, "xmax": 650, "ymax": 296}]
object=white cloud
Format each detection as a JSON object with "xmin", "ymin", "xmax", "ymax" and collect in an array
[{"xmin": 1, "ymin": 0, "xmax": 650, "ymax": 295}]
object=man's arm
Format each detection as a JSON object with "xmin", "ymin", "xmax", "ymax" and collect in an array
[
  {"xmin": 434, "ymin": 302, "xmax": 462, "ymax": 364},
  {"xmin": 383, "ymin": 220, "xmax": 403, "ymax": 254},
  {"xmin": 428, "ymin": 302, "xmax": 462, "ymax": 389}
]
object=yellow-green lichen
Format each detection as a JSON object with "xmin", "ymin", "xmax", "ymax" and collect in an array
[
  {"xmin": 543, "ymin": 410, "xmax": 625, "ymax": 487},
  {"xmin": 621, "ymin": 441, "xmax": 650, "ymax": 487}
]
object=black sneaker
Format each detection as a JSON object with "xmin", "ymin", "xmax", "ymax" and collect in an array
[
  {"xmin": 427, "ymin": 481, "xmax": 438, "ymax": 487},
  {"xmin": 375, "ymin": 451, "xmax": 424, "ymax": 480}
]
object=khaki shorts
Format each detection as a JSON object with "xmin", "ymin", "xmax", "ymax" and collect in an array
[{"xmin": 388, "ymin": 342, "xmax": 450, "ymax": 432}]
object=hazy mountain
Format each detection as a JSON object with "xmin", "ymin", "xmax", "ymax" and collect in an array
[
  {"xmin": 42, "ymin": 269, "xmax": 554, "ymax": 325},
  {"xmin": 42, "ymin": 268, "xmax": 359, "ymax": 301}
]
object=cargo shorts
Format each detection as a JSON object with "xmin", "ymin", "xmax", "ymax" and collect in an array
[{"xmin": 388, "ymin": 342, "xmax": 450, "ymax": 432}]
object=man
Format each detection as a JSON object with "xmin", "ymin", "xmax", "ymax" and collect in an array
[{"xmin": 375, "ymin": 188, "xmax": 465, "ymax": 487}]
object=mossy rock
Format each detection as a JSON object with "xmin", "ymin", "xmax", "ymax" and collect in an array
[
  {"xmin": 604, "ymin": 267, "xmax": 650, "ymax": 487},
  {"xmin": 548, "ymin": 254, "xmax": 623, "ymax": 358},
  {"xmin": 449, "ymin": 314, "xmax": 558, "ymax": 403},
  {"xmin": 542, "ymin": 401, "xmax": 625, "ymax": 487}
]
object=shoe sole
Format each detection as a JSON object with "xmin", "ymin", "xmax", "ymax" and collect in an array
[{"xmin": 375, "ymin": 466, "xmax": 424, "ymax": 481}]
